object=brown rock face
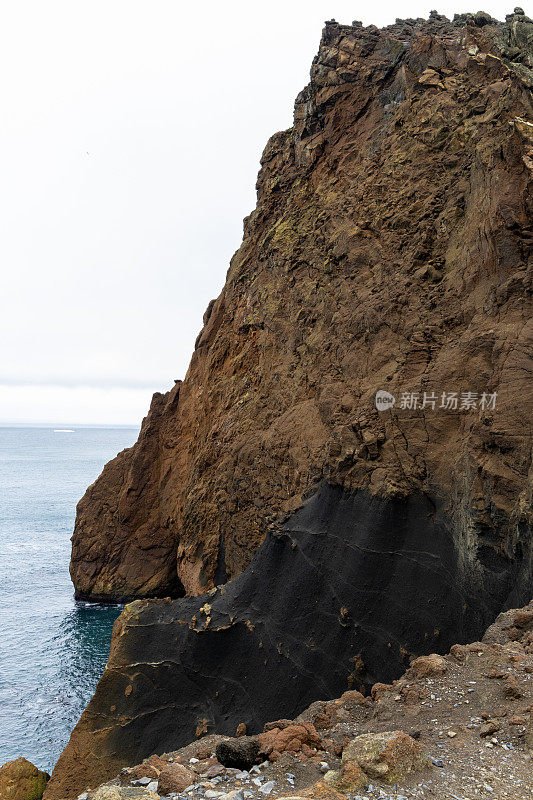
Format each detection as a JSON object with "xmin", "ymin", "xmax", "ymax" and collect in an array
[{"xmin": 70, "ymin": 12, "xmax": 533, "ymax": 603}]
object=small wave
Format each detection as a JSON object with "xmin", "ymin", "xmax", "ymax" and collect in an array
[{"xmin": 53, "ymin": 429, "xmax": 75, "ymax": 433}]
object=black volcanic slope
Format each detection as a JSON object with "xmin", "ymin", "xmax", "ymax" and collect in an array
[{"xmin": 67, "ymin": 483, "xmax": 531, "ymax": 768}]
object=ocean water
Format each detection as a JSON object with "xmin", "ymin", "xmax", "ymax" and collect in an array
[{"xmin": 0, "ymin": 426, "xmax": 139, "ymax": 773}]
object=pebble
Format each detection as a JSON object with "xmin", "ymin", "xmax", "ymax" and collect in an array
[{"xmin": 258, "ymin": 781, "xmax": 275, "ymax": 795}]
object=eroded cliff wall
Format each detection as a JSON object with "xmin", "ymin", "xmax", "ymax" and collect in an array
[
  {"xmin": 71, "ymin": 12, "xmax": 532, "ymax": 603},
  {"xmin": 47, "ymin": 10, "xmax": 533, "ymax": 800}
]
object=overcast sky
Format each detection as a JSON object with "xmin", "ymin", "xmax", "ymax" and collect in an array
[{"xmin": 0, "ymin": 1, "xmax": 512, "ymax": 424}]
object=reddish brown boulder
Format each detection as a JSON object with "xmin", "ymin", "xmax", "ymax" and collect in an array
[
  {"xmin": 371, "ymin": 683, "xmax": 394, "ymax": 701},
  {"xmin": 123, "ymin": 755, "xmax": 167, "ymax": 781},
  {"xmin": 258, "ymin": 723, "xmax": 322, "ymax": 762},
  {"xmin": 156, "ymin": 763, "xmax": 195, "ymax": 795},
  {"xmin": 504, "ymin": 675, "xmax": 524, "ymax": 699},
  {"xmin": 409, "ymin": 654, "xmax": 448, "ymax": 679}
]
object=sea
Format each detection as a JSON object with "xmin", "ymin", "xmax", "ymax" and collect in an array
[{"xmin": 0, "ymin": 425, "xmax": 139, "ymax": 773}]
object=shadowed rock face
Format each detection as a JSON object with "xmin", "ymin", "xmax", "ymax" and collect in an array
[
  {"xmin": 45, "ymin": 483, "xmax": 532, "ymax": 799},
  {"xmin": 70, "ymin": 12, "xmax": 533, "ymax": 602}
]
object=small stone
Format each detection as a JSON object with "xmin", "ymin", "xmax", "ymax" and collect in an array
[
  {"xmin": 258, "ymin": 781, "xmax": 276, "ymax": 795},
  {"xmin": 480, "ymin": 721, "xmax": 500, "ymax": 737},
  {"xmin": 205, "ymin": 765, "xmax": 225, "ymax": 779},
  {"xmin": 504, "ymin": 675, "xmax": 524, "ymax": 699},
  {"xmin": 526, "ymin": 712, "xmax": 533, "ymax": 753},
  {"xmin": 91, "ymin": 789, "xmax": 159, "ymax": 800},
  {"xmin": 447, "ymin": 731, "xmax": 457, "ymax": 738}
]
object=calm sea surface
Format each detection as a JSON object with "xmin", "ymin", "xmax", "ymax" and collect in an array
[{"xmin": 0, "ymin": 426, "xmax": 139, "ymax": 773}]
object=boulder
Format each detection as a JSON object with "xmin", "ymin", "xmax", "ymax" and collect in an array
[
  {"xmin": 503, "ymin": 675, "xmax": 524, "ymax": 699},
  {"xmin": 409, "ymin": 654, "xmax": 448, "ymax": 678},
  {"xmin": 0, "ymin": 758, "xmax": 49, "ymax": 800},
  {"xmin": 325, "ymin": 761, "xmax": 367, "ymax": 792},
  {"xmin": 342, "ymin": 731, "xmax": 431, "ymax": 783},
  {"xmin": 215, "ymin": 737, "xmax": 261, "ymax": 770},
  {"xmin": 258, "ymin": 723, "xmax": 321, "ymax": 761},
  {"xmin": 156, "ymin": 762, "xmax": 196, "ymax": 794},
  {"xmin": 123, "ymin": 755, "xmax": 167, "ymax": 781}
]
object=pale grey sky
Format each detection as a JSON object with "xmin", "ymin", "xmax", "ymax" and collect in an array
[{"xmin": 0, "ymin": 1, "xmax": 514, "ymax": 424}]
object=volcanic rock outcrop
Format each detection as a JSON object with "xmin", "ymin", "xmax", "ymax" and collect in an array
[
  {"xmin": 54, "ymin": 8, "xmax": 533, "ymax": 799},
  {"xmin": 45, "ymin": 600, "xmax": 533, "ymax": 799},
  {"xmin": 71, "ymin": 10, "xmax": 532, "ymax": 602}
]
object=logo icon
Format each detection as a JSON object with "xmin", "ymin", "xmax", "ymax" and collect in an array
[{"xmin": 375, "ymin": 390, "xmax": 395, "ymax": 411}]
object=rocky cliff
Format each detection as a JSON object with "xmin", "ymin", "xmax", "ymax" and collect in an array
[
  {"xmin": 71, "ymin": 10, "xmax": 532, "ymax": 603},
  {"xmin": 52, "ymin": 9, "xmax": 533, "ymax": 799}
]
